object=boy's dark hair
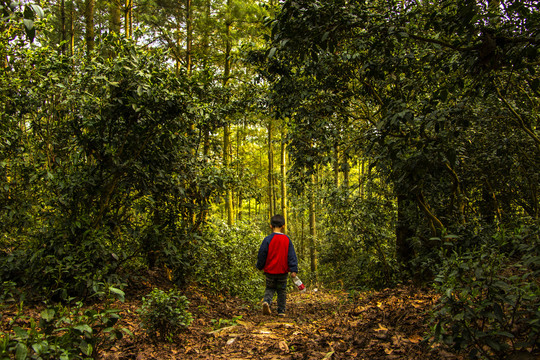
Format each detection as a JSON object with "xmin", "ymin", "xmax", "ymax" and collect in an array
[{"xmin": 270, "ymin": 214, "xmax": 285, "ymax": 228}]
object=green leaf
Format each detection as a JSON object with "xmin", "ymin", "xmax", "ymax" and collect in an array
[
  {"xmin": 495, "ymin": 331, "xmax": 514, "ymax": 338},
  {"xmin": 31, "ymin": 4, "xmax": 44, "ymax": 18},
  {"xmin": 122, "ymin": 327, "xmax": 134, "ymax": 337},
  {"xmin": 23, "ymin": 19, "xmax": 34, "ymax": 31},
  {"xmin": 15, "ymin": 343, "xmax": 28, "ymax": 360},
  {"xmin": 485, "ymin": 338, "xmax": 501, "ymax": 351},
  {"xmin": 321, "ymin": 31, "xmax": 329, "ymax": 42},
  {"xmin": 79, "ymin": 340, "xmax": 93, "ymax": 356},
  {"xmin": 268, "ymin": 47, "xmax": 277, "ymax": 59},
  {"xmin": 41, "ymin": 308, "xmax": 55, "ymax": 322},
  {"xmin": 109, "ymin": 286, "xmax": 125, "ymax": 302},
  {"xmin": 13, "ymin": 327, "xmax": 28, "ymax": 339},
  {"xmin": 74, "ymin": 324, "xmax": 93, "ymax": 334}
]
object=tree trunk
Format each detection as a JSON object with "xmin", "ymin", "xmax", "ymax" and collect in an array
[
  {"xmin": 396, "ymin": 194, "xmax": 414, "ymax": 269},
  {"xmin": 280, "ymin": 126, "xmax": 288, "ymax": 231},
  {"xmin": 186, "ymin": 0, "xmax": 193, "ymax": 73},
  {"xmin": 85, "ymin": 0, "xmax": 95, "ymax": 54},
  {"xmin": 237, "ymin": 123, "xmax": 245, "ymax": 221},
  {"xmin": 267, "ymin": 119, "xmax": 274, "ymax": 221},
  {"xmin": 124, "ymin": 0, "xmax": 132, "ymax": 38},
  {"xmin": 333, "ymin": 141, "xmax": 339, "ymax": 188},
  {"xmin": 109, "ymin": 0, "xmax": 121, "ymax": 34},
  {"xmin": 69, "ymin": 0, "xmax": 74, "ymax": 56},
  {"xmin": 343, "ymin": 150, "xmax": 349, "ymax": 190},
  {"xmin": 223, "ymin": 4, "xmax": 233, "ymax": 226},
  {"xmin": 60, "ymin": 0, "xmax": 66, "ymax": 55},
  {"xmin": 224, "ymin": 123, "xmax": 233, "ymax": 225},
  {"xmin": 309, "ymin": 173, "xmax": 317, "ymax": 276}
]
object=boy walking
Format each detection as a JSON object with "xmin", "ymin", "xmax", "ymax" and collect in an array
[{"xmin": 256, "ymin": 214, "xmax": 299, "ymax": 316}]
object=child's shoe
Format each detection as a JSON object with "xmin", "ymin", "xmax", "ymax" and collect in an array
[
  {"xmin": 277, "ymin": 312, "xmax": 285, "ymax": 317},
  {"xmin": 262, "ymin": 301, "xmax": 271, "ymax": 315}
]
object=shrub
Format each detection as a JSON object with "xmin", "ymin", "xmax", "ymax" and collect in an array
[
  {"xmin": 191, "ymin": 219, "xmax": 265, "ymax": 301},
  {"xmin": 431, "ymin": 225, "xmax": 540, "ymax": 359},
  {"xmin": 0, "ymin": 300, "xmax": 129, "ymax": 360},
  {"xmin": 138, "ymin": 288, "xmax": 193, "ymax": 342}
]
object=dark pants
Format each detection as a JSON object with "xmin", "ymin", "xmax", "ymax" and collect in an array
[{"xmin": 263, "ymin": 273, "xmax": 288, "ymax": 314}]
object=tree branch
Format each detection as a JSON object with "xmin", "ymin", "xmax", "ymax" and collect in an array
[
  {"xmin": 416, "ymin": 192, "xmax": 445, "ymax": 233},
  {"xmin": 495, "ymin": 81, "xmax": 540, "ymax": 147}
]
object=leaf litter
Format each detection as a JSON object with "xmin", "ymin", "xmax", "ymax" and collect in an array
[{"xmin": 2, "ymin": 270, "xmax": 464, "ymax": 359}]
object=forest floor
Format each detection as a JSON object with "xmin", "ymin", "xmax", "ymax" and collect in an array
[
  {"xmin": 101, "ymin": 270, "xmax": 463, "ymax": 360},
  {"xmin": 1, "ymin": 269, "xmax": 465, "ymax": 360}
]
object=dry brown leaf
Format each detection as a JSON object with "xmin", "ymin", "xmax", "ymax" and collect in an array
[
  {"xmin": 323, "ymin": 351, "xmax": 335, "ymax": 359},
  {"xmin": 408, "ymin": 335, "xmax": 423, "ymax": 344}
]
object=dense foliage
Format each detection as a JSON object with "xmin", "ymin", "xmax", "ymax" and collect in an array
[
  {"xmin": 139, "ymin": 288, "xmax": 193, "ymax": 342},
  {"xmin": 0, "ymin": 35, "xmax": 223, "ymax": 299},
  {"xmin": 433, "ymin": 225, "xmax": 540, "ymax": 358},
  {"xmin": 1, "ymin": 0, "xmax": 539, "ymax": 357},
  {"xmin": 1, "ymin": 299, "xmax": 128, "ymax": 359}
]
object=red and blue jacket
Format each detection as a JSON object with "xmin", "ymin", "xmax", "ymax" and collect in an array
[{"xmin": 256, "ymin": 232, "xmax": 298, "ymax": 274}]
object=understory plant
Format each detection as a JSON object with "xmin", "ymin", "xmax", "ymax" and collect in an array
[
  {"xmin": 138, "ymin": 288, "xmax": 193, "ymax": 342},
  {"xmin": 431, "ymin": 225, "xmax": 540, "ymax": 359},
  {"xmin": 191, "ymin": 219, "xmax": 265, "ymax": 301},
  {"xmin": 0, "ymin": 298, "xmax": 130, "ymax": 360}
]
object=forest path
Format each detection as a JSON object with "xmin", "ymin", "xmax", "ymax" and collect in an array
[{"xmin": 110, "ymin": 280, "xmax": 463, "ymax": 360}]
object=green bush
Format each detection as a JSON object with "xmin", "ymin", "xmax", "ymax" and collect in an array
[
  {"xmin": 191, "ymin": 219, "xmax": 265, "ymax": 301},
  {"xmin": 0, "ymin": 300, "xmax": 129, "ymax": 360},
  {"xmin": 138, "ymin": 288, "xmax": 193, "ymax": 342},
  {"xmin": 318, "ymin": 188, "xmax": 398, "ymax": 290},
  {"xmin": 431, "ymin": 225, "xmax": 540, "ymax": 359}
]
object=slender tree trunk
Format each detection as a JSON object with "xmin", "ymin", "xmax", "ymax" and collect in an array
[
  {"xmin": 343, "ymin": 152, "xmax": 349, "ymax": 190},
  {"xmin": 237, "ymin": 123, "xmax": 244, "ymax": 221},
  {"xmin": 359, "ymin": 159, "xmax": 365, "ymax": 198},
  {"xmin": 60, "ymin": 0, "xmax": 66, "ymax": 55},
  {"xmin": 300, "ymin": 210, "xmax": 305, "ymax": 259},
  {"xmin": 273, "ymin": 176, "xmax": 278, "ymax": 215},
  {"xmin": 267, "ymin": 120, "xmax": 274, "ymax": 220},
  {"xmin": 280, "ymin": 126, "xmax": 288, "ymax": 231},
  {"xmin": 124, "ymin": 0, "xmax": 132, "ymax": 38},
  {"xmin": 333, "ymin": 141, "xmax": 339, "ymax": 188},
  {"xmin": 223, "ymin": 2, "xmax": 233, "ymax": 225},
  {"xmin": 396, "ymin": 194, "xmax": 414, "ymax": 269},
  {"xmin": 309, "ymin": 173, "xmax": 317, "ymax": 276},
  {"xmin": 224, "ymin": 123, "xmax": 233, "ymax": 225},
  {"xmin": 186, "ymin": 0, "xmax": 193, "ymax": 73},
  {"xmin": 85, "ymin": 0, "xmax": 95, "ymax": 54},
  {"xmin": 110, "ymin": 0, "xmax": 121, "ymax": 34},
  {"xmin": 69, "ymin": 0, "xmax": 74, "ymax": 56}
]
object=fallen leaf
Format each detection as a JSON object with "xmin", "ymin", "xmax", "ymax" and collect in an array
[
  {"xmin": 323, "ymin": 351, "xmax": 334, "ymax": 359},
  {"xmin": 408, "ymin": 335, "xmax": 423, "ymax": 344},
  {"xmin": 374, "ymin": 323, "xmax": 388, "ymax": 332},
  {"xmin": 278, "ymin": 340, "xmax": 289, "ymax": 352}
]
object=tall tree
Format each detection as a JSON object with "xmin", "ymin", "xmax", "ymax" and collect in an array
[
  {"xmin": 222, "ymin": 0, "xmax": 233, "ymax": 225},
  {"xmin": 267, "ymin": 119, "xmax": 274, "ymax": 220},
  {"xmin": 109, "ymin": 0, "xmax": 122, "ymax": 34},
  {"xmin": 85, "ymin": 0, "xmax": 95, "ymax": 53},
  {"xmin": 309, "ymin": 171, "xmax": 317, "ymax": 275},
  {"xmin": 280, "ymin": 125, "xmax": 288, "ymax": 229}
]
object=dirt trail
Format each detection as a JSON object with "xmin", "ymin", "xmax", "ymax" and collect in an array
[{"xmin": 107, "ymin": 283, "xmax": 463, "ymax": 360}]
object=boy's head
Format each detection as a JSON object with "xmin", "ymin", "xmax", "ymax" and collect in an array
[{"xmin": 270, "ymin": 214, "xmax": 285, "ymax": 229}]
